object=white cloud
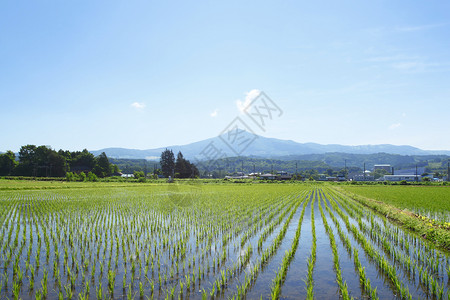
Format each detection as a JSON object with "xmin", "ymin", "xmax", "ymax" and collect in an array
[
  {"xmin": 389, "ymin": 123, "xmax": 401, "ymax": 130},
  {"xmin": 210, "ymin": 109, "xmax": 218, "ymax": 117},
  {"xmin": 236, "ymin": 89, "xmax": 261, "ymax": 113},
  {"xmin": 131, "ymin": 102, "xmax": 146, "ymax": 109}
]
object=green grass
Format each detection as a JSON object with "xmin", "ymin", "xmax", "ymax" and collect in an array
[{"xmin": 340, "ymin": 185, "xmax": 450, "ymax": 221}]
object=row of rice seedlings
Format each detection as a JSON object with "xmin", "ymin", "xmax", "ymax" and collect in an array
[
  {"xmin": 356, "ymin": 214, "xmax": 446, "ymax": 298},
  {"xmin": 181, "ymin": 192, "xmax": 296, "ymax": 298},
  {"xmin": 270, "ymin": 197, "xmax": 309, "ymax": 299},
  {"xmin": 330, "ymin": 188, "xmax": 442, "ymax": 271},
  {"xmin": 188, "ymin": 190, "xmax": 305, "ymax": 299},
  {"xmin": 331, "ymin": 188, "xmax": 448, "ymax": 298},
  {"xmin": 258, "ymin": 198, "xmax": 300, "ymax": 250},
  {"xmin": 322, "ymin": 189, "xmax": 380, "ymax": 299},
  {"xmin": 240, "ymin": 197, "xmax": 289, "ymax": 248},
  {"xmin": 229, "ymin": 193, "xmax": 308, "ymax": 299},
  {"xmin": 305, "ymin": 191, "xmax": 317, "ymax": 300},
  {"xmin": 317, "ymin": 192, "xmax": 351, "ymax": 300},
  {"xmin": 326, "ymin": 193, "xmax": 413, "ymax": 299}
]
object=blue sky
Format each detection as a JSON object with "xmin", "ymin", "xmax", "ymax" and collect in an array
[{"xmin": 1, "ymin": 1, "xmax": 450, "ymax": 152}]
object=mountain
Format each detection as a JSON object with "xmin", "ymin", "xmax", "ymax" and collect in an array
[{"xmin": 91, "ymin": 130, "xmax": 450, "ymax": 160}]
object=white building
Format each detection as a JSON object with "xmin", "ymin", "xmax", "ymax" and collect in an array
[{"xmin": 383, "ymin": 175, "xmax": 421, "ymax": 182}]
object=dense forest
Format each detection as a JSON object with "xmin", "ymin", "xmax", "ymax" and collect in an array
[{"xmin": 0, "ymin": 145, "xmax": 118, "ymax": 178}]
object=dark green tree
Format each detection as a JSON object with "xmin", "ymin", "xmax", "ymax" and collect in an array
[
  {"xmin": 0, "ymin": 151, "xmax": 17, "ymax": 176},
  {"xmin": 373, "ymin": 169, "xmax": 389, "ymax": 180},
  {"xmin": 93, "ymin": 152, "xmax": 112, "ymax": 178},
  {"xmin": 160, "ymin": 149, "xmax": 175, "ymax": 178},
  {"xmin": 47, "ymin": 150, "xmax": 66, "ymax": 177},
  {"xmin": 16, "ymin": 145, "xmax": 37, "ymax": 176},
  {"xmin": 175, "ymin": 151, "xmax": 188, "ymax": 178},
  {"xmin": 174, "ymin": 151, "xmax": 199, "ymax": 178},
  {"xmin": 71, "ymin": 149, "xmax": 96, "ymax": 171}
]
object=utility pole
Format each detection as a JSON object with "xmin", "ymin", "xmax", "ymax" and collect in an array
[
  {"xmin": 241, "ymin": 160, "xmax": 244, "ymax": 174},
  {"xmin": 144, "ymin": 160, "xmax": 147, "ymax": 177},
  {"xmin": 296, "ymin": 162, "xmax": 298, "ymax": 176},
  {"xmin": 415, "ymin": 164, "xmax": 418, "ymax": 182},
  {"xmin": 447, "ymin": 161, "xmax": 449, "ymax": 182},
  {"xmin": 271, "ymin": 164, "xmax": 274, "ymax": 175},
  {"xmin": 363, "ymin": 163, "xmax": 366, "ymax": 181},
  {"xmin": 344, "ymin": 159, "xmax": 347, "ymax": 180},
  {"xmin": 253, "ymin": 164, "xmax": 255, "ymax": 174}
]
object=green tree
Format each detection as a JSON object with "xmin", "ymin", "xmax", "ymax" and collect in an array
[
  {"xmin": 93, "ymin": 152, "xmax": 112, "ymax": 178},
  {"xmin": 174, "ymin": 151, "xmax": 199, "ymax": 178},
  {"xmin": 160, "ymin": 149, "xmax": 175, "ymax": 178},
  {"xmin": 16, "ymin": 145, "xmax": 37, "ymax": 176},
  {"xmin": 175, "ymin": 152, "xmax": 188, "ymax": 178},
  {"xmin": 133, "ymin": 171, "xmax": 145, "ymax": 179},
  {"xmin": 71, "ymin": 149, "xmax": 96, "ymax": 171},
  {"xmin": 0, "ymin": 151, "xmax": 17, "ymax": 176},
  {"xmin": 111, "ymin": 164, "xmax": 120, "ymax": 174},
  {"xmin": 373, "ymin": 169, "xmax": 389, "ymax": 180},
  {"xmin": 47, "ymin": 150, "xmax": 66, "ymax": 177}
]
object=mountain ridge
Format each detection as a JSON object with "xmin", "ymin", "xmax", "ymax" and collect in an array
[{"xmin": 91, "ymin": 130, "xmax": 450, "ymax": 159}]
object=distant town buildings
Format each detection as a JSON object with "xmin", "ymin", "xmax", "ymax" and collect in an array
[
  {"xmin": 383, "ymin": 175, "xmax": 422, "ymax": 182},
  {"xmin": 220, "ymin": 163, "xmax": 438, "ymax": 182}
]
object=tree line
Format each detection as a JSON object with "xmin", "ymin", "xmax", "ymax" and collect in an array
[
  {"xmin": 0, "ymin": 145, "xmax": 118, "ymax": 178},
  {"xmin": 160, "ymin": 149, "xmax": 199, "ymax": 178}
]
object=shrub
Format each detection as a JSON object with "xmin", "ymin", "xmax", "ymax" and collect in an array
[
  {"xmin": 79, "ymin": 172, "xmax": 86, "ymax": 182},
  {"xmin": 87, "ymin": 172, "xmax": 98, "ymax": 182}
]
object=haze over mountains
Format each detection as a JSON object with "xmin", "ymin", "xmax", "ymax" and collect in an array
[{"xmin": 91, "ymin": 130, "xmax": 450, "ymax": 160}]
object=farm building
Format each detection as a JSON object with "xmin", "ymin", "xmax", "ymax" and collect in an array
[
  {"xmin": 352, "ymin": 173, "xmax": 375, "ymax": 181},
  {"xmin": 394, "ymin": 167, "xmax": 425, "ymax": 176},
  {"xmin": 383, "ymin": 175, "xmax": 422, "ymax": 182},
  {"xmin": 260, "ymin": 173, "xmax": 276, "ymax": 180}
]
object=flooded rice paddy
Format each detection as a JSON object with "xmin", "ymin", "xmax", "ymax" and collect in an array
[{"xmin": 0, "ymin": 184, "xmax": 448, "ymax": 299}]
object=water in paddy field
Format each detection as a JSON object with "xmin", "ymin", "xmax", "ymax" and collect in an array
[{"xmin": 0, "ymin": 186, "xmax": 449, "ymax": 300}]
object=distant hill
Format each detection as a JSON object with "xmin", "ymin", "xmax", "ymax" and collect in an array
[{"xmin": 91, "ymin": 130, "xmax": 450, "ymax": 160}]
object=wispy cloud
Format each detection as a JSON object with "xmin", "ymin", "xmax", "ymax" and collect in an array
[
  {"xmin": 366, "ymin": 54, "xmax": 420, "ymax": 63},
  {"xmin": 236, "ymin": 89, "xmax": 260, "ymax": 113},
  {"xmin": 392, "ymin": 62, "xmax": 422, "ymax": 70},
  {"xmin": 391, "ymin": 61, "xmax": 450, "ymax": 73},
  {"xmin": 131, "ymin": 102, "xmax": 146, "ymax": 109},
  {"xmin": 210, "ymin": 109, "xmax": 218, "ymax": 117},
  {"xmin": 389, "ymin": 123, "xmax": 401, "ymax": 130},
  {"xmin": 365, "ymin": 52, "xmax": 449, "ymax": 74},
  {"xmin": 395, "ymin": 23, "xmax": 447, "ymax": 32}
]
